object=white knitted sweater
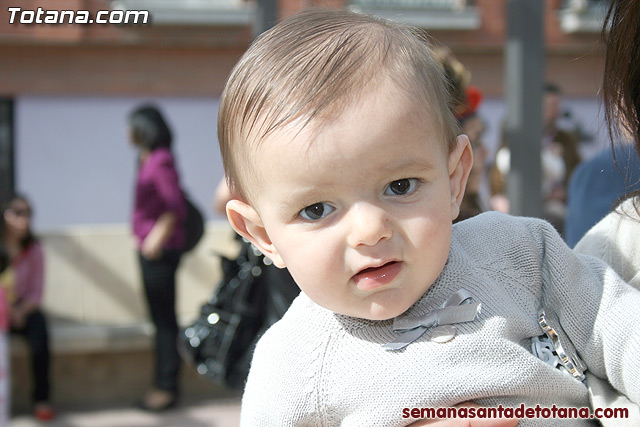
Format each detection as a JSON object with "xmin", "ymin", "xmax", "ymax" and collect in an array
[
  {"xmin": 241, "ymin": 212, "xmax": 640, "ymax": 426},
  {"xmin": 575, "ymin": 198, "xmax": 640, "ymax": 289},
  {"xmin": 574, "ymin": 197, "xmax": 640, "ymax": 426}
]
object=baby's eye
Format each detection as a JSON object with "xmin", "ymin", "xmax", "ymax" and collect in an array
[
  {"xmin": 299, "ymin": 202, "xmax": 335, "ymax": 221},
  {"xmin": 385, "ymin": 178, "xmax": 419, "ymax": 196}
]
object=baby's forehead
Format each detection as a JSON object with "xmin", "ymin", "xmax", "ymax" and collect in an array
[
  {"xmin": 253, "ymin": 93, "xmax": 446, "ymax": 160},
  {"xmin": 237, "ymin": 91, "xmax": 450, "ymax": 205}
]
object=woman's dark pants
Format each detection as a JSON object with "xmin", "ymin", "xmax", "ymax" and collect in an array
[
  {"xmin": 11, "ymin": 310, "xmax": 51, "ymax": 403},
  {"xmin": 138, "ymin": 250, "xmax": 181, "ymax": 394}
]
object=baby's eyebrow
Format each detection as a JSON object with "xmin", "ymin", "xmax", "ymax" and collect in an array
[
  {"xmin": 381, "ymin": 158, "xmax": 436, "ymax": 173},
  {"xmin": 278, "ymin": 186, "xmax": 325, "ymax": 213}
]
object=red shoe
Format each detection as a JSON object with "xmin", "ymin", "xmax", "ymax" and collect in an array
[
  {"xmin": 34, "ymin": 403, "xmax": 56, "ymax": 421},
  {"xmin": 135, "ymin": 389, "xmax": 178, "ymax": 412}
]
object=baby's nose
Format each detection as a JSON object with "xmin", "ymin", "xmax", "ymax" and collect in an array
[{"xmin": 346, "ymin": 203, "xmax": 392, "ymax": 248}]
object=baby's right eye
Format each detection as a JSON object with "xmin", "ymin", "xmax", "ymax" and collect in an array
[{"xmin": 299, "ymin": 202, "xmax": 335, "ymax": 221}]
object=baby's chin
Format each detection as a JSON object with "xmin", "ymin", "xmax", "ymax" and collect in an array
[
  {"xmin": 332, "ymin": 300, "xmax": 416, "ymax": 321},
  {"xmin": 362, "ymin": 306, "xmax": 410, "ymax": 321}
]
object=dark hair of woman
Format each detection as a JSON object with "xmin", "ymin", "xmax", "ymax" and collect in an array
[
  {"xmin": 602, "ymin": 0, "xmax": 640, "ymax": 156},
  {"xmin": 602, "ymin": 0, "xmax": 640, "ymax": 213},
  {"xmin": 0, "ymin": 244, "xmax": 8, "ymax": 274},
  {"xmin": 128, "ymin": 104, "xmax": 173, "ymax": 151},
  {"xmin": 1, "ymin": 193, "xmax": 37, "ymax": 250}
]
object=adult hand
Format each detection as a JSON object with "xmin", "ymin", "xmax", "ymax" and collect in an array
[
  {"xmin": 141, "ymin": 234, "xmax": 163, "ymax": 260},
  {"xmin": 141, "ymin": 212, "xmax": 177, "ymax": 260},
  {"xmin": 10, "ymin": 305, "xmax": 27, "ymax": 329},
  {"xmin": 407, "ymin": 403, "xmax": 519, "ymax": 427}
]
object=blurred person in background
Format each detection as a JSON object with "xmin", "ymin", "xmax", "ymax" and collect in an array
[
  {"xmin": 564, "ymin": 145, "xmax": 640, "ymax": 248},
  {"xmin": 541, "ymin": 82, "xmax": 582, "ymax": 186},
  {"xmin": 128, "ymin": 104, "xmax": 186, "ymax": 411},
  {"xmin": 0, "ymin": 245, "xmax": 12, "ymax": 424},
  {"xmin": 490, "ymin": 83, "xmax": 582, "ymax": 235},
  {"xmin": 1, "ymin": 194, "xmax": 54, "ymax": 421}
]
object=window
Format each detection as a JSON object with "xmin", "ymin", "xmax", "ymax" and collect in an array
[
  {"xmin": 349, "ymin": 0, "xmax": 479, "ymax": 30},
  {"xmin": 558, "ymin": 0, "xmax": 608, "ymax": 33},
  {"xmin": 110, "ymin": 0, "xmax": 254, "ymax": 26}
]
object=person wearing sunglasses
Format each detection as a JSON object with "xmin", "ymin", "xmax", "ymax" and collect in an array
[{"xmin": 1, "ymin": 193, "xmax": 54, "ymax": 421}]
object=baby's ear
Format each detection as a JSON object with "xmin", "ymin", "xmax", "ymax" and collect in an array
[
  {"xmin": 448, "ymin": 134, "xmax": 473, "ymax": 220},
  {"xmin": 225, "ymin": 199, "xmax": 286, "ymax": 268}
]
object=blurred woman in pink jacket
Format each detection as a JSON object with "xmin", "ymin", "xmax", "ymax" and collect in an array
[
  {"xmin": 128, "ymin": 104, "xmax": 187, "ymax": 411},
  {"xmin": 1, "ymin": 194, "xmax": 53, "ymax": 421}
]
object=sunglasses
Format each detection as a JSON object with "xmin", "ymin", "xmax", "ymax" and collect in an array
[{"xmin": 6, "ymin": 208, "xmax": 31, "ymax": 218}]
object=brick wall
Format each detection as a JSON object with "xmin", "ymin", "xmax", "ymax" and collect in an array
[{"xmin": 0, "ymin": 1, "xmax": 605, "ymax": 97}]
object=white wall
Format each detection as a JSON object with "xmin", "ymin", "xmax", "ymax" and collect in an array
[
  {"xmin": 15, "ymin": 96, "xmax": 226, "ymax": 231},
  {"xmin": 14, "ymin": 95, "xmax": 608, "ymax": 231}
]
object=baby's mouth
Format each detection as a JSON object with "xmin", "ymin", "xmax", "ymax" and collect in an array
[
  {"xmin": 357, "ymin": 261, "xmax": 396, "ymax": 275},
  {"xmin": 353, "ymin": 261, "xmax": 403, "ymax": 290}
]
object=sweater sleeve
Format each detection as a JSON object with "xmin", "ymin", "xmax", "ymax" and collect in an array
[
  {"xmin": 240, "ymin": 301, "xmax": 325, "ymax": 426},
  {"xmin": 16, "ymin": 242, "xmax": 45, "ymax": 306},
  {"xmin": 575, "ymin": 199, "xmax": 640, "ymax": 290},
  {"xmin": 529, "ymin": 217, "xmax": 640, "ymax": 404}
]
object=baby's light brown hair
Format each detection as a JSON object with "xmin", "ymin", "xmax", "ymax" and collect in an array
[{"xmin": 218, "ymin": 8, "xmax": 459, "ymax": 201}]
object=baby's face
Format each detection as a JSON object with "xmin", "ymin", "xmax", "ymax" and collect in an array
[{"xmin": 234, "ymin": 77, "xmax": 471, "ymax": 320}]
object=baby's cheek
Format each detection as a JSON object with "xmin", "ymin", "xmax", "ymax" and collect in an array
[
  {"xmin": 289, "ymin": 256, "xmax": 339, "ymax": 299},
  {"xmin": 279, "ymin": 231, "xmax": 347, "ymax": 301}
]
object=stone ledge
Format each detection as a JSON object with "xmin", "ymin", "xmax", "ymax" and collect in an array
[
  {"xmin": 9, "ymin": 317, "xmax": 234, "ymax": 413},
  {"xmin": 10, "ymin": 317, "xmax": 154, "ymax": 356}
]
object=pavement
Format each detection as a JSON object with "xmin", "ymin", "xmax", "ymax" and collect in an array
[{"xmin": 10, "ymin": 397, "xmax": 242, "ymax": 427}]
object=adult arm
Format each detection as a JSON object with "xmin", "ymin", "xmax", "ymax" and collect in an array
[
  {"xmin": 12, "ymin": 243, "xmax": 45, "ymax": 328},
  {"xmin": 141, "ymin": 151, "xmax": 186, "ymax": 259},
  {"xmin": 574, "ymin": 201, "xmax": 640, "ymax": 425},
  {"xmin": 141, "ymin": 211, "xmax": 177, "ymax": 259},
  {"xmin": 532, "ymin": 217, "xmax": 640, "ymax": 404}
]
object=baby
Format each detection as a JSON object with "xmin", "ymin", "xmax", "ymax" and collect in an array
[{"xmin": 217, "ymin": 9, "xmax": 640, "ymax": 426}]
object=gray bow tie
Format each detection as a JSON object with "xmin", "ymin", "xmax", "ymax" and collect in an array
[{"xmin": 382, "ymin": 289, "xmax": 481, "ymax": 351}]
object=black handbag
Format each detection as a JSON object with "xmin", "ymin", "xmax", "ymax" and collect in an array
[
  {"xmin": 182, "ymin": 194, "xmax": 205, "ymax": 252},
  {"xmin": 178, "ymin": 241, "xmax": 268, "ymax": 390}
]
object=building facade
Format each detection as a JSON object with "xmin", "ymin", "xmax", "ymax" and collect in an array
[{"xmin": 0, "ymin": 0, "xmax": 608, "ymax": 228}]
